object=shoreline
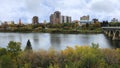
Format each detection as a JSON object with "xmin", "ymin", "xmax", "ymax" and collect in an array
[
  {"xmin": 0, "ymin": 29, "xmax": 103, "ymax": 34},
  {"xmin": 0, "ymin": 31, "xmax": 103, "ymax": 34}
]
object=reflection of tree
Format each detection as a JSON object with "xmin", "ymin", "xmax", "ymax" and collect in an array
[
  {"xmin": 111, "ymin": 40, "xmax": 120, "ymax": 48},
  {"xmin": 50, "ymin": 34, "xmax": 61, "ymax": 50},
  {"xmin": 106, "ymin": 37, "xmax": 120, "ymax": 48}
]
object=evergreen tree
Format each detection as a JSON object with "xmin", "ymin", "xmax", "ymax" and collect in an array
[{"xmin": 24, "ymin": 40, "xmax": 32, "ymax": 51}]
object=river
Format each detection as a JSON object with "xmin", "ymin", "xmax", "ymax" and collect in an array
[{"xmin": 0, "ymin": 33, "xmax": 119, "ymax": 51}]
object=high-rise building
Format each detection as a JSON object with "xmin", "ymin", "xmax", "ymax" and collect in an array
[
  {"xmin": 50, "ymin": 14, "xmax": 55, "ymax": 24},
  {"xmin": 32, "ymin": 16, "xmax": 39, "ymax": 24},
  {"xmin": 61, "ymin": 16, "xmax": 65, "ymax": 23},
  {"xmin": 50, "ymin": 11, "xmax": 72, "ymax": 24},
  {"xmin": 61, "ymin": 16, "xmax": 71, "ymax": 23},
  {"xmin": 19, "ymin": 19, "xmax": 22, "ymax": 25},
  {"xmin": 54, "ymin": 11, "xmax": 61, "ymax": 24},
  {"xmin": 66, "ymin": 16, "xmax": 71, "ymax": 23},
  {"xmin": 50, "ymin": 11, "xmax": 61, "ymax": 24}
]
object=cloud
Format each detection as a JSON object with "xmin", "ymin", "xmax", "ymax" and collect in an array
[
  {"xmin": 0, "ymin": 0, "xmax": 120, "ymax": 23},
  {"xmin": 90, "ymin": 0, "xmax": 119, "ymax": 13}
]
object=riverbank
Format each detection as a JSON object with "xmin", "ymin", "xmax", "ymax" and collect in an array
[{"xmin": 0, "ymin": 28, "xmax": 103, "ymax": 34}]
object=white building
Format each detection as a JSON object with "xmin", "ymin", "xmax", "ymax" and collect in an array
[{"xmin": 61, "ymin": 16, "xmax": 72, "ymax": 23}]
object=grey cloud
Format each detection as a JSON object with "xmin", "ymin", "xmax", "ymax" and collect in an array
[{"xmin": 90, "ymin": 0, "xmax": 119, "ymax": 13}]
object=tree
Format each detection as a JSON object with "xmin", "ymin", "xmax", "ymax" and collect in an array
[
  {"xmin": 7, "ymin": 41, "xmax": 21, "ymax": 58},
  {"xmin": 86, "ymin": 23, "xmax": 89, "ymax": 28},
  {"xmin": 0, "ymin": 48, "xmax": 7, "ymax": 56},
  {"xmin": 24, "ymin": 40, "xmax": 32, "ymax": 52},
  {"xmin": 6, "ymin": 41, "xmax": 22, "ymax": 68}
]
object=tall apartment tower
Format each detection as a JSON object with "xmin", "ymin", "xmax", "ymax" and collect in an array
[
  {"xmin": 54, "ymin": 11, "xmax": 61, "ymax": 24},
  {"xmin": 50, "ymin": 11, "xmax": 61, "ymax": 24},
  {"xmin": 50, "ymin": 14, "xmax": 55, "ymax": 24},
  {"xmin": 61, "ymin": 16, "xmax": 66, "ymax": 23},
  {"xmin": 32, "ymin": 16, "xmax": 39, "ymax": 24},
  {"xmin": 19, "ymin": 19, "xmax": 22, "ymax": 25},
  {"xmin": 50, "ymin": 11, "xmax": 72, "ymax": 24}
]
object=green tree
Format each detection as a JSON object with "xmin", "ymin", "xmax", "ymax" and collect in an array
[
  {"xmin": 0, "ymin": 55, "xmax": 14, "ymax": 68},
  {"xmin": 7, "ymin": 41, "xmax": 21, "ymax": 58},
  {"xmin": 0, "ymin": 48, "xmax": 7, "ymax": 56}
]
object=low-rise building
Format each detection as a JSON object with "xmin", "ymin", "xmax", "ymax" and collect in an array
[
  {"xmin": 80, "ymin": 15, "xmax": 91, "ymax": 25},
  {"xmin": 111, "ymin": 18, "xmax": 118, "ymax": 23}
]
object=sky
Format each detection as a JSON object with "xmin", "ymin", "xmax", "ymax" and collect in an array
[{"xmin": 0, "ymin": 0, "xmax": 120, "ymax": 23}]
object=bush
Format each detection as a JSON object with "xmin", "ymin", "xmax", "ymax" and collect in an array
[{"xmin": 0, "ymin": 42, "xmax": 120, "ymax": 68}]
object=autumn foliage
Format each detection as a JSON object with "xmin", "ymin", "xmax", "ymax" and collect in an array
[{"xmin": 0, "ymin": 41, "xmax": 120, "ymax": 68}]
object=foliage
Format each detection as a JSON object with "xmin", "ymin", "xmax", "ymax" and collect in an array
[
  {"xmin": 0, "ymin": 55, "xmax": 14, "ymax": 68},
  {"xmin": 0, "ymin": 41, "xmax": 120, "ymax": 68},
  {"xmin": 109, "ymin": 22, "xmax": 120, "ymax": 26},
  {"xmin": 7, "ymin": 41, "xmax": 21, "ymax": 58},
  {"xmin": 0, "ymin": 23, "xmax": 103, "ymax": 33}
]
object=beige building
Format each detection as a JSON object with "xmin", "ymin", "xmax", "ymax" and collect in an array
[
  {"xmin": 80, "ymin": 15, "xmax": 91, "ymax": 25},
  {"xmin": 80, "ymin": 15, "xmax": 89, "ymax": 21}
]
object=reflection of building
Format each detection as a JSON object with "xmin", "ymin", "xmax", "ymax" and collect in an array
[
  {"xmin": 61, "ymin": 16, "xmax": 71, "ymax": 23},
  {"xmin": 80, "ymin": 15, "xmax": 91, "ymax": 25},
  {"xmin": 92, "ymin": 18, "xmax": 99, "ymax": 23},
  {"xmin": 32, "ymin": 16, "xmax": 39, "ymax": 24},
  {"xmin": 50, "ymin": 34, "xmax": 61, "ymax": 50},
  {"xmin": 50, "ymin": 11, "xmax": 61, "ymax": 24},
  {"xmin": 111, "ymin": 18, "xmax": 118, "ymax": 22}
]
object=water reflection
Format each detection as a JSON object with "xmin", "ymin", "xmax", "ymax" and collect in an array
[
  {"xmin": 50, "ymin": 34, "xmax": 62, "ymax": 50},
  {"xmin": 0, "ymin": 33, "xmax": 119, "ymax": 50},
  {"xmin": 110, "ymin": 40, "xmax": 120, "ymax": 48}
]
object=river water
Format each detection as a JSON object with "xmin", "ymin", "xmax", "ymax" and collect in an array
[{"xmin": 0, "ymin": 33, "xmax": 119, "ymax": 51}]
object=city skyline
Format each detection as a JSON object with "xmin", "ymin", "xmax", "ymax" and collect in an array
[{"xmin": 0, "ymin": 0, "xmax": 120, "ymax": 23}]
